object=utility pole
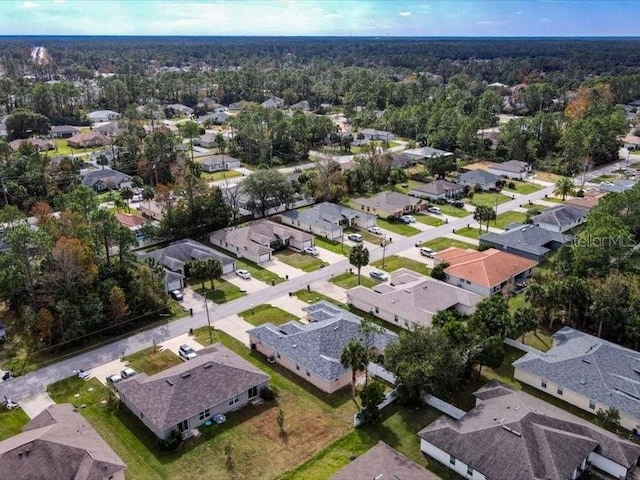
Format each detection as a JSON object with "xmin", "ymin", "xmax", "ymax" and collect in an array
[
  {"xmin": 381, "ymin": 233, "xmax": 387, "ymax": 269},
  {"xmin": 204, "ymin": 288, "xmax": 213, "ymax": 345}
]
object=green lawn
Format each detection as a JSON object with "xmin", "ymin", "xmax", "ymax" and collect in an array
[
  {"xmin": 454, "ymin": 226, "xmax": 482, "ymax": 239},
  {"xmin": 314, "ymin": 236, "xmax": 352, "ymax": 256},
  {"xmin": 469, "ymin": 192, "xmax": 511, "ymax": 207},
  {"xmin": 387, "ymin": 179, "xmax": 424, "ymax": 194},
  {"xmin": 45, "ymin": 138, "xmax": 100, "ymax": 157},
  {"xmin": 438, "ymin": 204, "xmax": 470, "ymax": 218},
  {"xmin": 200, "ymin": 170, "xmax": 242, "ymax": 182},
  {"xmin": 194, "ymin": 278, "xmax": 246, "ymax": 304},
  {"xmin": 0, "ymin": 406, "xmax": 30, "ymax": 441},
  {"xmin": 107, "ymin": 207, "xmax": 142, "ymax": 216},
  {"xmin": 508, "ymin": 292, "xmax": 527, "ymax": 314},
  {"xmin": 276, "ymin": 250, "xmax": 329, "ymax": 272},
  {"xmin": 492, "ymin": 211, "xmax": 527, "ymax": 229},
  {"xmin": 520, "ymin": 202, "xmax": 547, "ymax": 211},
  {"xmin": 238, "ymin": 304, "xmax": 299, "ymax": 326},
  {"xmin": 345, "ymin": 227, "xmax": 385, "ymax": 245},
  {"xmin": 590, "ymin": 174, "xmax": 616, "ymax": 184},
  {"xmin": 293, "ymin": 289, "xmax": 345, "ymax": 307},
  {"xmin": 124, "ymin": 346, "xmax": 182, "ymax": 375},
  {"xmin": 421, "ymin": 237, "xmax": 478, "ymax": 252},
  {"xmin": 414, "ymin": 213, "xmax": 445, "ymax": 227},
  {"xmin": 543, "ymin": 196, "xmax": 564, "ymax": 204},
  {"xmin": 234, "ymin": 257, "xmax": 285, "ymax": 285},
  {"xmin": 371, "ymin": 255, "xmax": 431, "ymax": 276},
  {"xmin": 521, "ymin": 328, "xmax": 553, "ymax": 352},
  {"xmin": 330, "ymin": 272, "xmax": 379, "ymax": 289},
  {"xmin": 376, "ymin": 218, "xmax": 420, "ymax": 237},
  {"xmin": 503, "ymin": 180, "xmax": 542, "ymax": 195}
]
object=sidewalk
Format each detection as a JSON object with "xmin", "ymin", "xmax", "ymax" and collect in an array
[{"xmin": 212, "ymin": 315, "xmax": 253, "ymax": 346}]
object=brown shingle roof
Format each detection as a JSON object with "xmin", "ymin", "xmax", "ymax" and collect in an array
[
  {"xmin": 435, "ymin": 247, "xmax": 537, "ymax": 288},
  {"xmin": 565, "ymin": 190, "xmax": 608, "ymax": 210},
  {"xmin": 115, "ymin": 213, "xmax": 146, "ymax": 228}
]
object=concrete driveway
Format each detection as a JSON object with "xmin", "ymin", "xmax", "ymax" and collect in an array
[
  {"xmin": 270, "ymin": 295, "xmax": 312, "ymax": 319},
  {"xmin": 159, "ymin": 333, "xmax": 204, "ymax": 356},
  {"xmin": 315, "ymin": 246, "xmax": 347, "ymax": 265},
  {"xmin": 223, "ymin": 272, "xmax": 268, "ymax": 293},
  {"xmin": 262, "ymin": 257, "xmax": 305, "ymax": 280},
  {"xmin": 87, "ymin": 358, "xmax": 128, "ymax": 387},
  {"xmin": 212, "ymin": 315, "xmax": 253, "ymax": 346},
  {"xmin": 20, "ymin": 392, "xmax": 54, "ymax": 419}
]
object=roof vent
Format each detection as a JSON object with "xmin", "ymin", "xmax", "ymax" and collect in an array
[
  {"xmin": 502, "ymin": 425, "xmax": 522, "ymax": 437},
  {"xmin": 203, "ymin": 362, "xmax": 213, "ymax": 369},
  {"xmin": 582, "ymin": 359, "xmax": 591, "ymax": 365},
  {"xmin": 580, "ymin": 379, "xmax": 587, "ymax": 385},
  {"xmin": 165, "ymin": 379, "xmax": 174, "ymax": 386},
  {"xmin": 293, "ymin": 344, "xmax": 297, "ymax": 348},
  {"xmin": 634, "ymin": 368, "xmax": 640, "ymax": 376},
  {"xmin": 333, "ymin": 326, "xmax": 339, "ymax": 331},
  {"xmin": 182, "ymin": 372, "xmax": 191, "ymax": 379}
]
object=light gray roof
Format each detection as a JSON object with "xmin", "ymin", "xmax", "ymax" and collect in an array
[
  {"xmin": 360, "ymin": 128, "xmax": 394, "ymax": 137},
  {"xmin": 330, "ymin": 441, "xmax": 438, "ymax": 480},
  {"xmin": 480, "ymin": 224, "xmax": 572, "ymax": 257},
  {"xmin": 51, "ymin": 125, "xmax": 80, "ymax": 134},
  {"xmin": 403, "ymin": 146, "xmax": 453, "ymax": 159},
  {"xmin": 87, "ymin": 110, "xmax": 120, "ymax": 121},
  {"xmin": 409, "ymin": 179, "xmax": 461, "ymax": 196},
  {"xmin": 419, "ymin": 381, "xmax": 640, "ymax": 480},
  {"xmin": 347, "ymin": 268, "xmax": 482, "ymax": 328},
  {"xmin": 513, "ymin": 327, "xmax": 640, "ymax": 425},
  {"xmin": 197, "ymin": 111, "xmax": 229, "ymax": 124},
  {"xmin": 532, "ymin": 204, "xmax": 588, "ymax": 229},
  {"xmin": 116, "ymin": 344, "xmax": 269, "ymax": 432},
  {"xmin": 261, "ymin": 96, "xmax": 285, "ymax": 108},
  {"xmin": 198, "ymin": 154, "xmax": 240, "ymax": 168},
  {"xmin": 281, "ymin": 202, "xmax": 375, "ymax": 234},
  {"xmin": 211, "ymin": 220, "xmax": 312, "ymax": 256},
  {"xmin": 93, "ymin": 121, "xmax": 121, "ymax": 137},
  {"xmin": 81, "ymin": 168, "xmax": 131, "ymax": 188},
  {"xmin": 599, "ymin": 179, "xmax": 636, "ymax": 193},
  {"xmin": 355, "ymin": 191, "xmax": 422, "ymax": 213},
  {"xmin": 0, "ymin": 404, "xmax": 126, "ymax": 480},
  {"xmin": 248, "ymin": 301, "xmax": 397, "ymax": 381},
  {"xmin": 166, "ymin": 103, "xmax": 194, "ymax": 115},
  {"xmin": 490, "ymin": 160, "xmax": 530, "ymax": 173},
  {"xmin": 290, "ymin": 100, "xmax": 310, "ymax": 111},
  {"xmin": 136, "ymin": 239, "xmax": 235, "ymax": 272},
  {"xmin": 458, "ymin": 169, "xmax": 500, "ymax": 187}
]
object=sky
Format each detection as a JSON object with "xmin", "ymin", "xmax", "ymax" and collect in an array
[{"xmin": 0, "ymin": 0, "xmax": 638, "ymax": 37}]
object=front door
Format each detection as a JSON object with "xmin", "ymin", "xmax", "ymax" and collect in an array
[{"xmin": 177, "ymin": 419, "xmax": 188, "ymax": 433}]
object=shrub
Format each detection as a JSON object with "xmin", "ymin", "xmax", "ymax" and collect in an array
[
  {"xmin": 431, "ymin": 262, "xmax": 449, "ymax": 281},
  {"xmin": 260, "ymin": 386, "xmax": 277, "ymax": 401},
  {"xmin": 162, "ymin": 429, "xmax": 183, "ymax": 451},
  {"xmin": 507, "ymin": 181, "xmax": 516, "ymax": 189},
  {"xmin": 576, "ymin": 189, "xmax": 585, "ymax": 197}
]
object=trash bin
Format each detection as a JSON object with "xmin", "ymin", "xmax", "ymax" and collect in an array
[
  {"xmin": 307, "ymin": 284, "xmax": 311, "ymax": 292},
  {"xmin": 285, "ymin": 275, "xmax": 289, "ymax": 280},
  {"xmin": 288, "ymin": 291, "xmax": 292, "ymax": 297},
  {"xmin": 189, "ymin": 308, "xmax": 193, "ymax": 316}
]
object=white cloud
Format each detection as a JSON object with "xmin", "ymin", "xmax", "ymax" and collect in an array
[
  {"xmin": 399, "ymin": 11, "xmax": 412, "ymax": 16},
  {"xmin": 476, "ymin": 20, "xmax": 508, "ymax": 26},
  {"xmin": 23, "ymin": 1, "xmax": 39, "ymax": 8}
]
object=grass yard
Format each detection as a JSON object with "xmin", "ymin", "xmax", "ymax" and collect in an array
[
  {"xmin": 48, "ymin": 328, "xmax": 357, "ymax": 480},
  {"xmin": 589, "ymin": 174, "xmax": 616, "ymax": 184},
  {"xmin": 314, "ymin": 236, "xmax": 352, "ymax": 256},
  {"xmin": 454, "ymin": 226, "xmax": 482, "ymax": 239},
  {"xmin": 276, "ymin": 250, "xmax": 329, "ymax": 272},
  {"xmin": 108, "ymin": 207, "xmax": 141, "ymax": 216},
  {"xmin": 238, "ymin": 304, "xmax": 299, "ymax": 326},
  {"xmin": 469, "ymin": 192, "xmax": 511, "ymax": 207},
  {"xmin": 414, "ymin": 213, "xmax": 445, "ymax": 227},
  {"xmin": 492, "ymin": 211, "xmax": 527, "ymax": 229},
  {"xmin": 0, "ymin": 406, "xmax": 30, "ymax": 441},
  {"xmin": 371, "ymin": 255, "xmax": 431, "ymax": 276},
  {"xmin": 508, "ymin": 292, "xmax": 527, "ymax": 314},
  {"xmin": 421, "ymin": 237, "xmax": 478, "ymax": 252},
  {"xmin": 376, "ymin": 218, "xmax": 420, "ymax": 237},
  {"xmin": 387, "ymin": 179, "xmax": 424, "ymax": 194},
  {"xmin": 293, "ymin": 289, "xmax": 345, "ymax": 307},
  {"xmin": 200, "ymin": 170, "xmax": 242, "ymax": 182},
  {"xmin": 520, "ymin": 202, "xmax": 547, "ymax": 211},
  {"xmin": 234, "ymin": 257, "xmax": 285, "ymax": 285},
  {"xmin": 194, "ymin": 278, "xmax": 246, "ymax": 304},
  {"xmin": 280, "ymin": 404, "xmax": 458, "ymax": 480},
  {"xmin": 438, "ymin": 204, "xmax": 470, "ymax": 217},
  {"xmin": 124, "ymin": 346, "xmax": 182, "ymax": 375},
  {"xmin": 344, "ymin": 227, "xmax": 386, "ymax": 245},
  {"xmin": 503, "ymin": 180, "xmax": 542, "ymax": 195},
  {"xmin": 543, "ymin": 196, "xmax": 564, "ymax": 204},
  {"xmin": 521, "ymin": 328, "xmax": 553, "ymax": 352},
  {"xmin": 330, "ymin": 272, "xmax": 379, "ymax": 289},
  {"xmin": 45, "ymin": 139, "xmax": 100, "ymax": 157},
  {"xmin": 533, "ymin": 171, "xmax": 563, "ymax": 183}
]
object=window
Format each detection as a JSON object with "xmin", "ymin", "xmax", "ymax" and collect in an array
[
  {"xmin": 467, "ymin": 465, "xmax": 473, "ymax": 476},
  {"xmin": 306, "ymin": 370, "xmax": 311, "ymax": 377},
  {"xmin": 296, "ymin": 365, "xmax": 300, "ymax": 371},
  {"xmin": 277, "ymin": 353, "xmax": 281, "ymax": 359},
  {"xmin": 589, "ymin": 399, "xmax": 596, "ymax": 410},
  {"xmin": 394, "ymin": 315, "xmax": 398, "ymax": 323},
  {"xmin": 541, "ymin": 379, "xmax": 547, "ymax": 388},
  {"xmin": 449, "ymin": 456, "xmax": 456, "ymax": 466},
  {"xmin": 228, "ymin": 395, "xmax": 239, "ymax": 406},
  {"xmin": 375, "ymin": 307, "xmax": 379, "ymax": 314},
  {"xmin": 198, "ymin": 409, "xmax": 210, "ymax": 421},
  {"xmin": 557, "ymin": 387, "xmax": 563, "ymax": 396},
  {"xmin": 248, "ymin": 386, "xmax": 258, "ymax": 399}
]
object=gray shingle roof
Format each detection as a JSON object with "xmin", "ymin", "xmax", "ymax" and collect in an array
[
  {"xmin": 355, "ymin": 191, "xmax": 422, "ymax": 213},
  {"xmin": 0, "ymin": 404, "xmax": 126, "ymax": 480},
  {"xmin": 248, "ymin": 301, "xmax": 397, "ymax": 381},
  {"xmin": 116, "ymin": 344, "xmax": 269, "ymax": 432},
  {"xmin": 261, "ymin": 96, "xmax": 285, "ymax": 108},
  {"xmin": 419, "ymin": 381, "xmax": 640, "ymax": 480},
  {"xmin": 410, "ymin": 179, "xmax": 461, "ymax": 196},
  {"xmin": 281, "ymin": 202, "xmax": 375, "ymax": 234},
  {"xmin": 458, "ymin": 169, "xmax": 500, "ymax": 188},
  {"xmin": 330, "ymin": 441, "xmax": 438, "ymax": 480},
  {"xmin": 51, "ymin": 125, "xmax": 80, "ymax": 134},
  {"xmin": 199, "ymin": 154, "xmax": 240, "ymax": 168},
  {"xmin": 599, "ymin": 179, "xmax": 636, "ymax": 193},
  {"xmin": 513, "ymin": 327, "xmax": 640, "ymax": 425},
  {"xmin": 211, "ymin": 220, "xmax": 312, "ymax": 256},
  {"xmin": 136, "ymin": 239, "xmax": 235, "ymax": 272},
  {"xmin": 479, "ymin": 224, "xmax": 572, "ymax": 257},
  {"xmin": 81, "ymin": 168, "xmax": 131, "ymax": 188},
  {"xmin": 532, "ymin": 204, "xmax": 588, "ymax": 229},
  {"xmin": 403, "ymin": 146, "xmax": 453, "ymax": 159},
  {"xmin": 490, "ymin": 160, "xmax": 530, "ymax": 173}
]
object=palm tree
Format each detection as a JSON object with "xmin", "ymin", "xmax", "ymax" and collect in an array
[
  {"xmin": 187, "ymin": 258, "xmax": 223, "ymax": 292},
  {"xmin": 340, "ymin": 339, "xmax": 368, "ymax": 405},
  {"xmin": 113, "ymin": 197, "xmax": 126, "ymax": 214},
  {"xmin": 142, "ymin": 185, "xmax": 155, "ymax": 210},
  {"xmin": 554, "ymin": 177, "xmax": 575, "ymax": 201},
  {"xmin": 473, "ymin": 205, "xmax": 495, "ymax": 233},
  {"xmin": 349, "ymin": 244, "xmax": 370, "ymax": 285},
  {"xmin": 120, "ymin": 187, "xmax": 134, "ymax": 213}
]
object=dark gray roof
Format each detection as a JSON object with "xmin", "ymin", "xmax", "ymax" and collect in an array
[
  {"xmin": 513, "ymin": 327, "xmax": 640, "ymax": 425},
  {"xmin": 116, "ymin": 344, "xmax": 269, "ymax": 431},
  {"xmin": 199, "ymin": 154, "xmax": 240, "ymax": 167},
  {"xmin": 330, "ymin": 441, "xmax": 438, "ymax": 480},
  {"xmin": 458, "ymin": 169, "xmax": 500, "ymax": 187},
  {"xmin": 480, "ymin": 224, "xmax": 572, "ymax": 257},
  {"xmin": 51, "ymin": 125, "xmax": 80, "ymax": 134},
  {"xmin": 197, "ymin": 111, "xmax": 229, "ymax": 124},
  {"xmin": 290, "ymin": 100, "xmax": 310, "ymax": 111},
  {"xmin": 410, "ymin": 179, "xmax": 461, "ymax": 196},
  {"xmin": 248, "ymin": 301, "xmax": 397, "ymax": 381},
  {"xmin": 391, "ymin": 152, "xmax": 414, "ymax": 168},
  {"xmin": 0, "ymin": 404, "xmax": 126, "ymax": 480},
  {"xmin": 532, "ymin": 204, "xmax": 588, "ymax": 228},
  {"xmin": 281, "ymin": 202, "xmax": 375, "ymax": 233},
  {"xmin": 403, "ymin": 146, "xmax": 453, "ymax": 159},
  {"xmin": 93, "ymin": 121, "xmax": 121, "ymax": 137},
  {"xmin": 599, "ymin": 179, "xmax": 636, "ymax": 193},
  {"xmin": 81, "ymin": 168, "xmax": 131, "ymax": 188},
  {"xmin": 419, "ymin": 381, "xmax": 640, "ymax": 480},
  {"xmin": 261, "ymin": 96, "xmax": 285, "ymax": 108},
  {"xmin": 490, "ymin": 160, "xmax": 530, "ymax": 173},
  {"xmin": 136, "ymin": 239, "xmax": 235, "ymax": 272}
]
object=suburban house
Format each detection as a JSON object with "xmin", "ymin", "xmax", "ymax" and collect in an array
[
  {"xmin": 0, "ymin": 404, "xmax": 126, "ymax": 480},
  {"xmin": 487, "ymin": 160, "xmax": 532, "ymax": 180},
  {"xmin": 210, "ymin": 220, "xmax": 314, "ymax": 264},
  {"xmin": 599, "ymin": 179, "xmax": 636, "ymax": 194},
  {"xmin": 347, "ymin": 268, "xmax": 482, "ymax": 330},
  {"xmin": 456, "ymin": 169, "xmax": 500, "ymax": 191},
  {"xmin": 197, "ymin": 154, "xmax": 241, "ymax": 173},
  {"xmin": 196, "ymin": 132, "xmax": 221, "ymax": 148},
  {"xmin": 81, "ymin": 168, "xmax": 132, "ymax": 191},
  {"xmin": 67, "ymin": 131, "xmax": 108, "ymax": 148},
  {"xmin": 248, "ymin": 301, "xmax": 397, "ymax": 394},
  {"xmin": 353, "ymin": 191, "xmax": 424, "ymax": 218},
  {"xmin": 409, "ymin": 179, "xmax": 464, "ymax": 200},
  {"xmin": 402, "ymin": 146, "xmax": 454, "ymax": 161},
  {"xmin": 87, "ymin": 110, "xmax": 120, "ymax": 123},
  {"xmin": 135, "ymin": 239, "xmax": 236, "ymax": 291},
  {"xmin": 330, "ymin": 441, "xmax": 438, "ymax": 480},
  {"xmin": 479, "ymin": 224, "xmax": 573, "ymax": 263},
  {"xmin": 532, "ymin": 204, "xmax": 588, "ymax": 233},
  {"xmin": 391, "ymin": 152, "xmax": 416, "ymax": 168},
  {"xmin": 116, "ymin": 344, "xmax": 269, "ymax": 440},
  {"xmin": 9, "ymin": 138, "xmax": 55, "ymax": 152},
  {"xmin": 228, "ymin": 101, "xmax": 248, "ymax": 111},
  {"xmin": 94, "ymin": 121, "xmax": 121, "ymax": 137},
  {"xmin": 513, "ymin": 327, "xmax": 640, "ymax": 432},
  {"xmin": 360, "ymin": 128, "xmax": 395, "ymax": 142},
  {"xmin": 290, "ymin": 100, "xmax": 310, "ymax": 111},
  {"xmin": 165, "ymin": 103, "xmax": 194, "ymax": 116},
  {"xmin": 196, "ymin": 111, "xmax": 230, "ymax": 125},
  {"xmin": 261, "ymin": 96, "xmax": 285, "ymax": 109},
  {"xmin": 115, "ymin": 213, "xmax": 151, "ymax": 247},
  {"xmin": 139, "ymin": 199, "xmax": 166, "ymax": 221},
  {"xmin": 566, "ymin": 190, "xmax": 608, "ymax": 210},
  {"xmin": 477, "ymin": 126, "xmax": 501, "ymax": 149},
  {"xmin": 280, "ymin": 202, "xmax": 376, "ymax": 241},
  {"xmin": 434, "ymin": 247, "xmax": 537, "ymax": 297},
  {"xmin": 418, "ymin": 381, "xmax": 640, "ymax": 480},
  {"xmin": 50, "ymin": 125, "xmax": 80, "ymax": 138}
]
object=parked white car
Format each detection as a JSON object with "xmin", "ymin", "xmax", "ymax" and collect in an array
[
  {"xmin": 419, "ymin": 247, "xmax": 434, "ymax": 257},
  {"xmin": 303, "ymin": 246, "xmax": 320, "ymax": 256},
  {"xmin": 121, "ymin": 367, "xmax": 137, "ymax": 379},
  {"xmin": 427, "ymin": 206, "xmax": 442, "ymax": 214},
  {"xmin": 399, "ymin": 215, "xmax": 416, "ymax": 224},
  {"xmin": 236, "ymin": 269, "xmax": 251, "ymax": 280},
  {"xmin": 348, "ymin": 233, "xmax": 363, "ymax": 242},
  {"xmin": 369, "ymin": 270, "xmax": 389, "ymax": 281},
  {"xmin": 179, "ymin": 344, "xmax": 197, "ymax": 361},
  {"xmin": 367, "ymin": 226, "xmax": 383, "ymax": 235}
]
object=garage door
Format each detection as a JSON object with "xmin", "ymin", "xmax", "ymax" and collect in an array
[{"xmin": 258, "ymin": 253, "xmax": 271, "ymax": 264}]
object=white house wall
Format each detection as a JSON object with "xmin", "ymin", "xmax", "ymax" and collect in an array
[
  {"xmin": 588, "ymin": 452, "xmax": 629, "ymax": 479},
  {"xmin": 420, "ymin": 439, "xmax": 487, "ymax": 480}
]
